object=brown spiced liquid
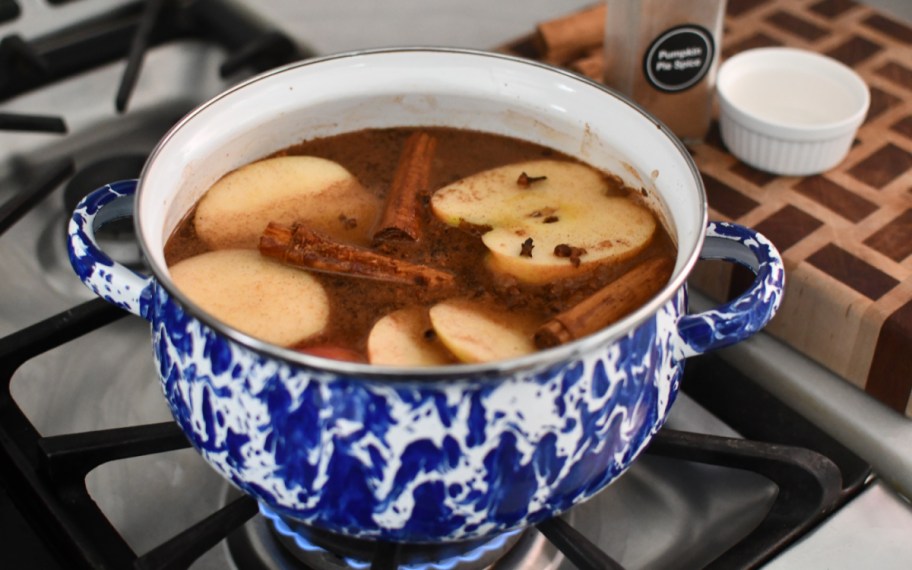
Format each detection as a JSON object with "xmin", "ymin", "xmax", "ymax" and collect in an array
[{"xmin": 164, "ymin": 128, "xmax": 676, "ymax": 359}]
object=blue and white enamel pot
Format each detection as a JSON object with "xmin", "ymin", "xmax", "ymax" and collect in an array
[{"xmin": 67, "ymin": 49, "xmax": 783, "ymax": 543}]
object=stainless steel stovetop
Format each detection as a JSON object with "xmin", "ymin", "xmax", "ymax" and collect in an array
[{"xmin": 2, "ymin": 1, "xmax": 911, "ymax": 569}]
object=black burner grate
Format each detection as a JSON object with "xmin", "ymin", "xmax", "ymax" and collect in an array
[
  {"xmin": 0, "ymin": 296, "xmax": 868, "ymax": 569},
  {"xmin": 0, "ymin": 0, "xmax": 304, "ymax": 105},
  {"xmin": 0, "ymin": 2, "xmax": 870, "ymax": 567},
  {"xmin": 0, "ymin": 2, "xmax": 300, "ymax": 567},
  {"xmin": 0, "ymin": 168, "xmax": 870, "ymax": 570}
]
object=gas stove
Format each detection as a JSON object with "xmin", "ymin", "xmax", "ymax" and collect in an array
[{"xmin": 2, "ymin": 1, "xmax": 911, "ymax": 569}]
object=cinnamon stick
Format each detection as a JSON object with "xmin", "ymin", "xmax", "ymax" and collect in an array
[
  {"xmin": 534, "ymin": 3, "xmax": 607, "ymax": 65},
  {"xmin": 372, "ymin": 130, "xmax": 438, "ymax": 244},
  {"xmin": 567, "ymin": 47, "xmax": 606, "ymax": 81},
  {"xmin": 260, "ymin": 222, "xmax": 455, "ymax": 288},
  {"xmin": 534, "ymin": 256, "xmax": 674, "ymax": 349}
]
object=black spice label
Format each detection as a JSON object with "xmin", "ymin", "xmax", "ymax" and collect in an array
[{"xmin": 643, "ymin": 24, "xmax": 715, "ymax": 93}]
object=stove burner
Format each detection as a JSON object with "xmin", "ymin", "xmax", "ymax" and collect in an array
[
  {"xmin": 0, "ymin": 1, "xmax": 887, "ymax": 566},
  {"xmin": 62, "ymin": 154, "xmax": 146, "ymax": 267},
  {"xmin": 226, "ymin": 488, "xmax": 566, "ymax": 570},
  {"xmin": 263, "ymin": 505, "xmax": 525, "ymax": 570}
]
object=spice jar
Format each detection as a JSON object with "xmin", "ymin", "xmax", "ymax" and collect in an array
[{"xmin": 603, "ymin": 0, "xmax": 727, "ymax": 143}]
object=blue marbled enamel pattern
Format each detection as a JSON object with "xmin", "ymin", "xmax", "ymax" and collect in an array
[
  {"xmin": 68, "ymin": 184, "xmax": 785, "ymax": 543},
  {"xmin": 67, "ymin": 180, "xmax": 153, "ymax": 319},
  {"xmin": 150, "ymin": 285, "xmax": 685, "ymax": 541},
  {"xmin": 677, "ymin": 221, "xmax": 785, "ymax": 358}
]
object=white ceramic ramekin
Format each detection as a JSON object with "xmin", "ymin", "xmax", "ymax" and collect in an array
[{"xmin": 716, "ymin": 47, "xmax": 869, "ymax": 176}]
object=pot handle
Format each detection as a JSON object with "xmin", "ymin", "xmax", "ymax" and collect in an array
[
  {"xmin": 676, "ymin": 221, "xmax": 784, "ymax": 359},
  {"xmin": 67, "ymin": 180, "xmax": 154, "ymax": 321}
]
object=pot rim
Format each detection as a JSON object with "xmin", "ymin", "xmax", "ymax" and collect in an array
[{"xmin": 135, "ymin": 46, "xmax": 707, "ymax": 380}]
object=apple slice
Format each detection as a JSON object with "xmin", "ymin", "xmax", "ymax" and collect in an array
[
  {"xmin": 194, "ymin": 155, "xmax": 381, "ymax": 250},
  {"xmin": 168, "ymin": 249, "xmax": 330, "ymax": 347},
  {"xmin": 367, "ymin": 306, "xmax": 455, "ymax": 367},
  {"xmin": 431, "ymin": 159, "xmax": 656, "ymax": 283},
  {"xmin": 428, "ymin": 299, "xmax": 538, "ymax": 364}
]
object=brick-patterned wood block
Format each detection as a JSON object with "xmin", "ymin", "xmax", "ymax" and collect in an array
[
  {"xmin": 722, "ymin": 32, "xmax": 783, "ymax": 58},
  {"xmin": 875, "ymin": 61, "xmax": 912, "ymax": 91},
  {"xmin": 864, "ymin": 209, "xmax": 912, "ymax": 262},
  {"xmin": 809, "ymin": 0, "xmax": 859, "ymax": 19},
  {"xmin": 728, "ymin": 0, "xmax": 773, "ymax": 17},
  {"xmin": 863, "ymin": 14, "xmax": 912, "ymax": 45},
  {"xmin": 730, "ymin": 162, "xmax": 779, "ymax": 187},
  {"xmin": 505, "ymin": 0, "xmax": 912, "ymax": 415},
  {"xmin": 702, "ymin": 173, "xmax": 760, "ymax": 218},
  {"xmin": 754, "ymin": 205, "xmax": 824, "ymax": 251},
  {"xmin": 688, "ymin": 0, "xmax": 912, "ymax": 415},
  {"xmin": 848, "ymin": 143, "xmax": 912, "ymax": 188},
  {"xmin": 866, "ymin": 87, "xmax": 902, "ymax": 122},
  {"xmin": 867, "ymin": 301, "xmax": 912, "ymax": 410},
  {"xmin": 826, "ymin": 35, "xmax": 882, "ymax": 66},
  {"xmin": 807, "ymin": 243, "xmax": 899, "ymax": 300},
  {"xmin": 793, "ymin": 176, "xmax": 879, "ymax": 222},
  {"xmin": 766, "ymin": 10, "xmax": 829, "ymax": 41},
  {"xmin": 892, "ymin": 115, "xmax": 912, "ymax": 139}
]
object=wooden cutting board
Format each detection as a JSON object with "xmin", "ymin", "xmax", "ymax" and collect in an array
[{"xmin": 506, "ymin": 0, "xmax": 912, "ymax": 416}]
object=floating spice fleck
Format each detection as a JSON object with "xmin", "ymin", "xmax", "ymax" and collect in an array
[
  {"xmin": 517, "ymin": 172, "xmax": 548, "ymax": 188},
  {"xmin": 543, "ymin": 215, "xmax": 559, "ymax": 223},
  {"xmin": 520, "ymin": 237, "xmax": 535, "ymax": 257},
  {"xmin": 338, "ymin": 213, "xmax": 358, "ymax": 229},
  {"xmin": 554, "ymin": 243, "xmax": 587, "ymax": 267}
]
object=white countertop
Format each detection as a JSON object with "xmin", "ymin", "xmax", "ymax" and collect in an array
[{"xmin": 768, "ymin": 483, "xmax": 912, "ymax": 569}]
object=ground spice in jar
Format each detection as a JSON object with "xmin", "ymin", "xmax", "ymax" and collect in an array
[{"xmin": 602, "ymin": 0, "xmax": 726, "ymax": 143}]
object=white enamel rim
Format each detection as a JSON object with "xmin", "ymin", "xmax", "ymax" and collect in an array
[
  {"xmin": 717, "ymin": 47, "xmax": 870, "ymax": 141},
  {"xmin": 134, "ymin": 47, "xmax": 708, "ymax": 379}
]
